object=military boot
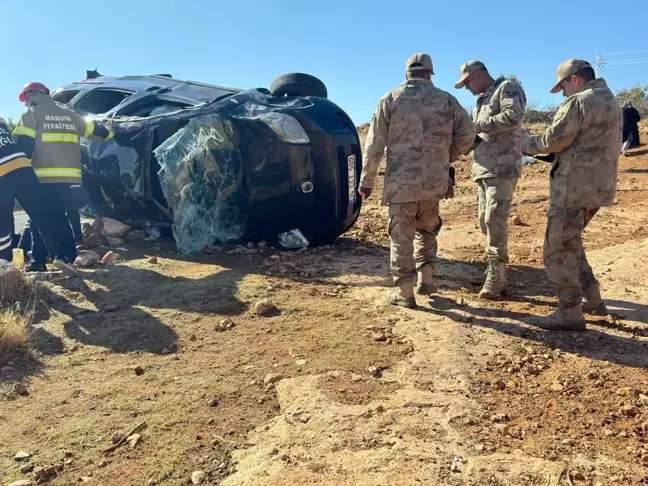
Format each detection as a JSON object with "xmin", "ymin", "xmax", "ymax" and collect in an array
[
  {"xmin": 582, "ymin": 282, "xmax": 607, "ymax": 315},
  {"xmin": 479, "ymin": 261, "xmax": 507, "ymax": 299},
  {"xmin": 387, "ymin": 287, "xmax": 416, "ymax": 309},
  {"xmin": 416, "ymin": 266, "xmax": 437, "ymax": 295},
  {"xmin": 528, "ymin": 304, "xmax": 586, "ymax": 331}
]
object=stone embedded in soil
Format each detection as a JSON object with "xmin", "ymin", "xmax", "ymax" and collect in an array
[
  {"xmin": 12, "ymin": 383, "xmax": 29, "ymax": 396},
  {"xmin": 128, "ymin": 434, "xmax": 142, "ymax": 449},
  {"xmin": 102, "ymin": 218, "xmax": 131, "ymax": 238},
  {"xmin": 111, "ymin": 431, "xmax": 125, "ymax": 444},
  {"xmin": 264, "ymin": 373, "xmax": 283, "ymax": 385},
  {"xmin": 14, "ymin": 451, "xmax": 31, "ymax": 461},
  {"xmin": 134, "ymin": 366, "xmax": 145, "ymax": 376},
  {"xmin": 101, "ymin": 251, "xmax": 120, "ymax": 264},
  {"xmin": 208, "ymin": 398, "xmax": 219, "ymax": 407},
  {"xmin": 254, "ymin": 299, "xmax": 278, "ymax": 316},
  {"xmin": 571, "ymin": 470, "xmax": 586, "ymax": 481},
  {"xmin": 147, "ymin": 256, "xmax": 158, "ymax": 264},
  {"xmin": 490, "ymin": 413, "xmax": 509, "ymax": 423},
  {"xmin": 102, "ymin": 304, "xmax": 119, "ymax": 313},
  {"xmin": 372, "ymin": 332, "xmax": 387, "ymax": 342},
  {"xmin": 160, "ymin": 347, "xmax": 172, "ymax": 355},
  {"xmin": 561, "ymin": 439, "xmax": 577, "ymax": 446},
  {"xmin": 8, "ymin": 481, "xmax": 34, "ymax": 486},
  {"xmin": 367, "ymin": 366, "xmax": 382, "ymax": 378},
  {"xmin": 621, "ymin": 405, "xmax": 639, "ymax": 417},
  {"xmin": 34, "ymin": 465, "xmax": 57, "ymax": 481},
  {"xmin": 295, "ymin": 359, "xmax": 307, "ymax": 367},
  {"xmin": 216, "ymin": 318, "xmax": 235, "ymax": 332},
  {"xmin": 75, "ymin": 251, "xmax": 101, "ymax": 267},
  {"xmin": 20, "ymin": 463, "xmax": 35, "ymax": 474},
  {"xmin": 496, "ymin": 424, "xmax": 512, "ymax": 436},
  {"xmin": 512, "ymin": 214, "xmax": 524, "ymax": 226},
  {"xmin": 617, "ymin": 387, "xmax": 641, "ymax": 397},
  {"xmin": 97, "ymin": 459, "xmax": 108, "ymax": 468},
  {"xmin": 491, "ymin": 379, "xmax": 506, "ymax": 390},
  {"xmin": 191, "ymin": 471, "xmax": 206, "ymax": 484},
  {"xmin": 551, "ymin": 382, "xmax": 564, "ymax": 392}
]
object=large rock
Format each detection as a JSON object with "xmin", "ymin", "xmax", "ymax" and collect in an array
[
  {"xmin": 75, "ymin": 251, "xmax": 101, "ymax": 268},
  {"xmin": 107, "ymin": 237, "xmax": 126, "ymax": 247},
  {"xmin": 102, "ymin": 218, "xmax": 131, "ymax": 238},
  {"xmin": 14, "ymin": 451, "xmax": 31, "ymax": 461},
  {"xmin": 254, "ymin": 299, "xmax": 278, "ymax": 316},
  {"xmin": 191, "ymin": 471, "xmax": 206, "ymax": 484}
]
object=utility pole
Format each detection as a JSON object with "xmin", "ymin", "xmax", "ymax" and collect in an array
[{"xmin": 594, "ymin": 52, "xmax": 606, "ymax": 77}]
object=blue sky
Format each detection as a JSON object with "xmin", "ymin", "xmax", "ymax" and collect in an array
[{"xmin": 1, "ymin": 0, "xmax": 647, "ymax": 125}]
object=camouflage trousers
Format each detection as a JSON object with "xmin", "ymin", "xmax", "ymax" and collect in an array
[
  {"xmin": 544, "ymin": 208, "xmax": 599, "ymax": 309},
  {"xmin": 477, "ymin": 176, "xmax": 518, "ymax": 263},
  {"xmin": 388, "ymin": 200, "xmax": 442, "ymax": 296}
]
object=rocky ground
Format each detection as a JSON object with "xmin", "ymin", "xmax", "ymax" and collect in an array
[{"xmin": 1, "ymin": 124, "xmax": 648, "ymax": 486}]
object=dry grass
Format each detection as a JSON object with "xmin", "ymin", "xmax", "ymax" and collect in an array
[
  {"xmin": 0, "ymin": 303, "xmax": 32, "ymax": 356},
  {"xmin": 0, "ymin": 264, "xmax": 26, "ymax": 303},
  {"xmin": 0, "ymin": 266, "xmax": 38, "ymax": 357}
]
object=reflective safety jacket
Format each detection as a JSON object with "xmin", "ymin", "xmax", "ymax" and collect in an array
[
  {"xmin": 0, "ymin": 118, "xmax": 31, "ymax": 178},
  {"xmin": 13, "ymin": 95, "xmax": 114, "ymax": 184}
]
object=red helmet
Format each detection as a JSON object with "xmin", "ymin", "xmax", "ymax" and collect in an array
[{"xmin": 19, "ymin": 82, "xmax": 50, "ymax": 102}]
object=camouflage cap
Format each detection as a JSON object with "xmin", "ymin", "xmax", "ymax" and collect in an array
[
  {"xmin": 406, "ymin": 53, "xmax": 434, "ymax": 75},
  {"xmin": 454, "ymin": 60, "xmax": 486, "ymax": 89},
  {"xmin": 550, "ymin": 58, "xmax": 593, "ymax": 93}
]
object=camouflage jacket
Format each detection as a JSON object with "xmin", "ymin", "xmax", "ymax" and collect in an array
[
  {"xmin": 521, "ymin": 78, "xmax": 622, "ymax": 212},
  {"xmin": 360, "ymin": 79, "xmax": 475, "ymax": 204},
  {"xmin": 471, "ymin": 77, "xmax": 527, "ymax": 181}
]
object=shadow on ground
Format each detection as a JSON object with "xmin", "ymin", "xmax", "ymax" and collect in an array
[
  {"xmin": 423, "ymin": 294, "xmax": 648, "ymax": 370},
  {"xmin": 43, "ymin": 262, "xmax": 251, "ymax": 354}
]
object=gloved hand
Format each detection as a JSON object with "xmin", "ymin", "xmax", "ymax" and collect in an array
[{"xmin": 358, "ymin": 186, "xmax": 372, "ymax": 199}]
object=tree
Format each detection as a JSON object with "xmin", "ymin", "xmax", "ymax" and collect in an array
[{"xmin": 616, "ymin": 84, "xmax": 648, "ymax": 114}]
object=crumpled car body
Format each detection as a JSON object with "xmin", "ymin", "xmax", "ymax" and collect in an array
[{"xmin": 52, "ymin": 74, "xmax": 362, "ymax": 251}]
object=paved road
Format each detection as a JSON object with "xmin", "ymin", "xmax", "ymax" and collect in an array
[{"xmin": 14, "ymin": 212, "xmax": 28, "ymax": 231}]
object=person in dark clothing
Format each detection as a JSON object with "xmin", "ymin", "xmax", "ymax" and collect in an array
[
  {"xmin": 0, "ymin": 117, "xmax": 78, "ymax": 276},
  {"xmin": 622, "ymin": 101, "xmax": 641, "ymax": 156}
]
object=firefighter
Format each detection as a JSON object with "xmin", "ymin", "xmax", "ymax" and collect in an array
[
  {"xmin": 0, "ymin": 117, "xmax": 77, "ymax": 276},
  {"xmin": 13, "ymin": 82, "xmax": 114, "ymax": 272}
]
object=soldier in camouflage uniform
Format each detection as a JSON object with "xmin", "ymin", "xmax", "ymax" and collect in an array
[
  {"xmin": 521, "ymin": 59, "xmax": 622, "ymax": 330},
  {"xmin": 455, "ymin": 61, "xmax": 527, "ymax": 299},
  {"xmin": 359, "ymin": 53, "xmax": 475, "ymax": 308}
]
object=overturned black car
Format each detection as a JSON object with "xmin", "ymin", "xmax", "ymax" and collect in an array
[{"xmin": 52, "ymin": 72, "xmax": 362, "ymax": 252}]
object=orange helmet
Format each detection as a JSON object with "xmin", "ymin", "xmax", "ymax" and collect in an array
[{"xmin": 19, "ymin": 82, "xmax": 50, "ymax": 102}]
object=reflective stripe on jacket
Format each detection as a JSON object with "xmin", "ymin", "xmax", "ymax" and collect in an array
[{"xmin": 13, "ymin": 95, "xmax": 114, "ymax": 184}]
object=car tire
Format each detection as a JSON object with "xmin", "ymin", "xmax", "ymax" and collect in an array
[{"xmin": 270, "ymin": 73, "xmax": 328, "ymax": 98}]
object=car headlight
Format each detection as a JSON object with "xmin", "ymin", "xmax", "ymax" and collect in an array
[{"xmin": 260, "ymin": 112, "xmax": 309, "ymax": 144}]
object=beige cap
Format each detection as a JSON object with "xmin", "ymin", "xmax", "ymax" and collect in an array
[
  {"xmin": 550, "ymin": 58, "xmax": 593, "ymax": 93},
  {"xmin": 406, "ymin": 53, "xmax": 434, "ymax": 74},
  {"xmin": 454, "ymin": 60, "xmax": 486, "ymax": 89}
]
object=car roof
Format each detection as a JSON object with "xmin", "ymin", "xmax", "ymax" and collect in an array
[{"xmin": 53, "ymin": 74, "xmax": 242, "ymax": 104}]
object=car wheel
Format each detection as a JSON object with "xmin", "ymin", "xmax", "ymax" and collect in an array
[{"xmin": 270, "ymin": 73, "xmax": 328, "ymax": 98}]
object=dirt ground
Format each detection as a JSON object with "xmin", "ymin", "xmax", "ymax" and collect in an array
[{"xmin": 1, "ymin": 123, "xmax": 648, "ymax": 486}]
